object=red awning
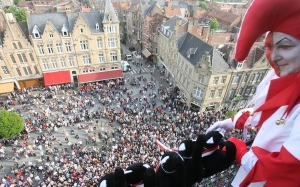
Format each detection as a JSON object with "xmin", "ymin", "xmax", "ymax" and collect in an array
[
  {"xmin": 78, "ymin": 70, "xmax": 123, "ymax": 83},
  {"xmin": 43, "ymin": 70, "xmax": 71, "ymax": 86}
]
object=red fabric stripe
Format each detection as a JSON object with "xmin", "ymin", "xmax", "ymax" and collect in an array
[
  {"xmin": 155, "ymin": 140, "xmax": 171, "ymax": 151},
  {"xmin": 241, "ymin": 146, "xmax": 300, "ymax": 187},
  {"xmin": 251, "ymin": 146, "xmax": 270, "ymax": 159},
  {"xmin": 131, "ymin": 181, "xmax": 143, "ymax": 187},
  {"xmin": 255, "ymin": 72, "xmax": 300, "ymax": 129},
  {"xmin": 202, "ymin": 145, "xmax": 219, "ymax": 155},
  {"xmin": 235, "ymin": 111, "xmax": 250, "ymax": 130}
]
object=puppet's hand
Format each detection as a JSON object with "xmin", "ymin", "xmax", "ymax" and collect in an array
[
  {"xmin": 202, "ymin": 132, "xmax": 237, "ymax": 178},
  {"xmin": 227, "ymin": 137, "xmax": 248, "ymax": 164}
]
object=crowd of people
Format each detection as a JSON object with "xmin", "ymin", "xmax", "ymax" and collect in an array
[{"xmin": 0, "ymin": 71, "xmax": 251, "ymax": 187}]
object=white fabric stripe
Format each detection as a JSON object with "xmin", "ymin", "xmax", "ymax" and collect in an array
[
  {"xmin": 155, "ymin": 140, "xmax": 172, "ymax": 152},
  {"xmin": 202, "ymin": 149, "xmax": 216, "ymax": 157}
]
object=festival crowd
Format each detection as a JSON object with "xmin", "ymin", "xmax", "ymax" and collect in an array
[{"xmin": 0, "ymin": 73, "xmax": 252, "ymax": 187}]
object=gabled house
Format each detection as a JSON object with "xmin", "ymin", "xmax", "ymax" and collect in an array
[
  {"xmin": 164, "ymin": 1, "xmax": 192, "ymax": 18},
  {"xmin": 0, "ymin": 11, "xmax": 41, "ymax": 92},
  {"xmin": 142, "ymin": 13, "xmax": 167, "ymax": 57},
  {"xmin": 127, "ymin": 1, "xmax": 164, "ymax": 50},
  {"xmin": 157, "ymin": 15, "xmax": 233, "ymax": 111},
  {"xmin": 157, "ymin": 15, "xmax": 270, "ymax": 111},
  {"xmin": 26, "ymin": 0, "xmax": 123, "ymax": 87}
]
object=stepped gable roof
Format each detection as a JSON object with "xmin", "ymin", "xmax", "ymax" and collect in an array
[{"xmin": 161, "ymin": 15, "xmax": 188, "ymax": 36}]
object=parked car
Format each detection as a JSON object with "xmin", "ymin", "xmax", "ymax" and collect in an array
[
  {"xmin": 129, "ymin": 46, "xmax": 136, "ymax": 52},
  {"xmin": 126, "ymin": 54, "xmax": 132, "ymax": 61}
]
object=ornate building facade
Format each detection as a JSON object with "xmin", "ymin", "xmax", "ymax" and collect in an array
[{"xmin": 0, "ymin": 0, "xmax": 123, "ymax": 93}]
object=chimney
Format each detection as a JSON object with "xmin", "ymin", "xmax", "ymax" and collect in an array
[
  {"xmin": 175, "ymin": 17, "xmax": 182, "ymax": 31},
  {"xmin": 188, "ymin": 19, "xmax": 194, "ymax": 33},
  {"xmin": 65, "ymin": 5, "xmax": 71, "ymax": 16},
  {"xmin": 201, "ymin": 26, "xmax": 209, "ymax": 42}
]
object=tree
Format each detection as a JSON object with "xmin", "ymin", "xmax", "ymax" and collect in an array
[
  {"xmin": 209, "ymin": 18, "xmax": 219, "ymax": 32},
  {"xmin": 3, "ymin": 6, "xmax": 27, "ymax": 22},
  {"xmin": 225, "ymin": 110, "xmax": 237, "ymax": 119},
  {"xmin": 199, "ymin": 2, "xmax": 208, "ymax": 10},
  {"xmin": 121, "ymin": 22, "xmax": 128, "ymax": 44},
  {"xmin": 0, "ymin": 110, "xmax": 24, "ymax": 139}
]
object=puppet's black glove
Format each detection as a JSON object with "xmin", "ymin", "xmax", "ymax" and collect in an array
[{"xmin": 202, "ymin": 131, "xmax": 237, "ymax": 178}]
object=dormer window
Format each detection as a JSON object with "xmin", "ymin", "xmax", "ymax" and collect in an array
[
  {"xmin": 108, "ymin": 13, "xmax": 112, "ymax": 22},
  {"xmin": 186, "ymin": 48, "xmax": 197, "ymax": 58},
  {"xmin": 237, "ymin": 62, "xmax": 244, "ymax": 69},
  {"xmin": 96, "ymin": 23, "xmax": 99, "ymax": 30},
  {"xmin": 32, "ymin": 25, "xmax": 41, "ymax": 39},
  {"xmin": 61, "ymin": 24, "xmax": 69, "ymax": 36}
]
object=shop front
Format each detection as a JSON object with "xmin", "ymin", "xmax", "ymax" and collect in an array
[
  {"xmin": 78, "ymin": 69, "xmax": 123, "ymax": 84},
  {"xmin": 191, "ymin": 102, "xmax": 201, "ymax": 112},
  {"xmin": 0, "ymin": 82, "xmax": 14, "ymax": 94},
  {"xmin": 43, "ymin": 70, "xmax": 71, "ymax": 86},
  {"xmin": 206, "ymin": 104, "xmax": 216, "ymax": 111},
  {"xmin": 18, "ymin": 78, "xmax": 43, "ymax": 89}
]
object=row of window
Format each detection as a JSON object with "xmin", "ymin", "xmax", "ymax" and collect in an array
[
  {"xmin": 227, "ymin": 87, "xmax": 256, "ymax": 99},
  {"xmin": 193, "ymin": 87, "xmax": 224, "ymax": 99},
  {"xmin": 205, "ymin": 73, "xmax": 264, "ymax": 85},
  {"xmin": 10, "ymin": 53, "xmax": 35, "ymax": 63},
  {"xmin": 192, "ymin": 86, "xmax": 257, "ymax": 100},
  {"xmin": 33, "ymin": 26, "xmax": 117, "ymax": 39},
  {"xmin": 82, "ymin": 66, "xmax": 118, "ymax": 73},
  {"xmin": 1, "ymin": 65, "xmax": 39, "ymax": 76},
  {"xmin": 41, "ymin": 53, "xmax": 118, "ymax": 70},
  {"xmin": 37, "ymin": 43, "xmax": 71, "ymax": 54},
  {"xmin": 36, "ymin": 38, "xmax": 117, "ymax": 55},
  {"xmin": 43, "ymin": 57, "xmax": 74, "ymax": 70},
  {"xmin": 231, "ymin": 73, "xmax": 264, "ymax": 85}
]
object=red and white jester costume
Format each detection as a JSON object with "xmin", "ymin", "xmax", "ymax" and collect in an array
[{"xmin": 208, "ymin": 0, "xmax": 300, "ymax": 186}]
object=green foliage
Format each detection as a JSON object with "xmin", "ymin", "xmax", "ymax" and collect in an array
[
  {"xmin": 121, "ymin": 22, "xmax": 128, "ymax": 43},
  {"xmin": 199, "ymin": 2, "xmax": 208, "ymax": 10},
  {"xmin": 209, "ymin": 18, "xmax": 219, "ymax": 32},
  {"xmin": 225, "ymin": 110, "xmax": 238, "ymax": 119},
  {"xmin": 0, "ymin": 110, "xmax": 24, "ymax": 139},
  {"xmin": 3, "ymin": 6, "xmax": 27, "ymax": 22}
]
